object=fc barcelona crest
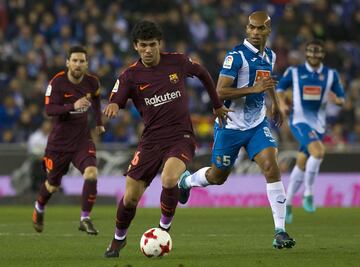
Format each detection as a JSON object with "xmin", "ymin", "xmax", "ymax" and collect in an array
[{"xmin": 169, "ymin": 73, "xmax": 179, "ymax": 84}]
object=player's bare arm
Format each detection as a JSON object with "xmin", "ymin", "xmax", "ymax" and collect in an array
[
  {"xmin": 328, "ymin": 91, "xmax": 345, "ymax": 106},
  {"xmin": 103, "ymin": 103, "xmax": 120, "ymax": 119},
  {"xmin": 216, "ymin": 76, "xmax": 276, "ymax": 100},
  {"xmin": 268, "ymin": 84, "xmax": 284, "ymax": 127},
  {"xmin": 190, "ymin": 62, "xmax": 233, "ymax": 127},
  {"xmin": 276, "ymin": 91, "xmax": 290, "ymax": 115},
  {"xmin": 95, "ymin": 126, "xmax": 105, "ymax": 135},
  {"xmin": 91, "ymin": 88, "xmax": 105, "ymax": 135},
  {"xmin": 213, "ymin": 106, "xmax": 233, "ymax": 128}
]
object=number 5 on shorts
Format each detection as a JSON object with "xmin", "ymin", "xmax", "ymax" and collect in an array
[{"xmin": 223, "ymin": 155, "xmax": 231, "ymax": 166}]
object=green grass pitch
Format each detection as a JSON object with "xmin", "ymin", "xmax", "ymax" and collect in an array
[{"xmin": 0, "ymin": 206, "xmax": 359, "ymax": 267}]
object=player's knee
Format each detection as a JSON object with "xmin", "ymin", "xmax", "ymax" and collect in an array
[
  {"xmin": 310, "ymin": 147, "xmax": 325, "ymax": 159},
  {"xmin": 83, "ymin": 166, "xmax": 97, "ymax": 180},
  {"xmin": 123, "ymin": 191, "xmax": 141, "ymax": 208},
  {"xmin": 262, "ymin": 161, "xmax": 280, "ymax": 182},
  {"xmin": 309, "ymin": 142, "xmax": 325, "ymax": 159},
  {"xmin": 161, "ymin": 174, "xmax": 179, "ymax": 188},
  {"xmin": 123, "ymin": 196, "xmax": 139, "ymax": 208},
  {"xmin": 45, "ymin": 180, "xmax": 60, "ymax": 193},
  {"xmin": 296, "ymin": 159, "xmax": 307, "ymax": 171}
]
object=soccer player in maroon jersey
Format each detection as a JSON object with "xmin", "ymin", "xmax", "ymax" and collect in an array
[
  {"xmin": 103, "ymin": 20, "xmax": 231, "ymax": 257},
  {"xmin": 32, "ymin": 46, "xmax": 105, "ymax": 235}
]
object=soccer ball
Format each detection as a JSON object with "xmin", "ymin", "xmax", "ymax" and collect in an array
[{"xmin": 140, "ymin": 228, "xmax": 172, "ymax": 257}]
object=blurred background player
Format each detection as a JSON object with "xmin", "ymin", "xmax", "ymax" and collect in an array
[
  {"xmin": 27, "ymin": 120, "xmax": 51, "ymax": 192},
  {"xmin": 32, "ymin": 45, "xmax": 105, "ymax": 235},
  {"xmin": 178, "ymin": 11, "xmax": 296, "ymax": 249},
  {"xmin": 276, "ymin": 39, "xmax": 345, "ymax": 223},
  {"xmin": 103, "ymin": 20, "xmax": 229, "ymax": 258}
]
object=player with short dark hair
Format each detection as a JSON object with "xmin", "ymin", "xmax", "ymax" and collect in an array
[
  {"xmin": 178, "ymin": 11, "xmax": 296, "ymax": 249},
  {"xmin": 277, "ymin": 39, "xmax": 345, "ymax": 223},
  {"xmin": 103, "ymin": 20, "xmax": 230, "ymax": 258},
  {"xmin": 32, "ymin": 45, "xmax": 105, "ymax": 235}
]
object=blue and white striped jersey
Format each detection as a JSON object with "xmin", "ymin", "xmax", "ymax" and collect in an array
[
  {"xmin": 277, "ymin": 62, "xmax": 345, "ymax": 134},
  {"xmin": 219, "ymin": 39, "xmax": 276, "ymax": 130}
]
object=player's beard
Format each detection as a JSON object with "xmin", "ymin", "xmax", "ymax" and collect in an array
[
  {"xmin": 70, "ymin": 69, "xmax": 84, "ymax": 80},
  {"xmin": 307, "ymin": 58, "xmax": 322, "ymax": 68}
]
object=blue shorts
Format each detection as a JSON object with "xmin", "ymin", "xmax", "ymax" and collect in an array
[
  {"xmin": 290, "ymin": 123, "xmax": 324, "ymax": 156},
  {"xmin": 211, "ymin": 119, "xmax": 277, "ymax": 169}
]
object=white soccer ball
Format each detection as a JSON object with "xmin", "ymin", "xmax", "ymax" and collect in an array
[{"xmin": 140, "ymin": 227, "xmax": 172, "ymax": 257}]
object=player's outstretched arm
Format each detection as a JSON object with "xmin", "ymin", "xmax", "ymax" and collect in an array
[
  {"xmin": 277, "ymin": 91, "xmax": 289, "ymax": 112},
  {"xmin": 191, "ymin": 63, "xmax": 222, "ymax": 110},
  {"xmin": 103, "ymin": 103, "xmax": 120, "ymax": 119},
  {"xmin": 328, "ymin": 91, "xmax": 345, "ymax": 106},
  {"xmin": 190, "ymin": 63, "xmax": 233, "ymax": 127},
  {"xmin": 268, "ymin": 82, "xmax": 284, "ymax": 127},
  {"xmin": 91, "ymin": 89, "xmax": 105, "ymax": 134},
  {"xmin": 95, "ymin": 126, "xmax": 105, "ymax": 135}
]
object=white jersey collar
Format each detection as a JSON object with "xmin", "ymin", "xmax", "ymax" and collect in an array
[
  {"xmin": 244, "ymin": 39, "xmax": 269, "ymax": 62},
  {"xmin": 305, "ymin": 61, "xmax": 323, "ymax": 74}
]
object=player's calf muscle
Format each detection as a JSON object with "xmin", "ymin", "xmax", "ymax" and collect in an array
[{"xmin": 207, "ymin": 168, "xmax": 230, "ymax": 185}]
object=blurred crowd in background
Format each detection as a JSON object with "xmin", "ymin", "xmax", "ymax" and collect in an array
[{"xmin": 1, "ymin": 0, "xmax": 360, "ymax": 151}]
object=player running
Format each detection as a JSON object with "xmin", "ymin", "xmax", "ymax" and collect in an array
[
  {"xmin": 178, "ymin": 11, "xmax": 296, "ymax": 249},
  {"xmin": 32, "ymin": 46, "xmax": 105, "ymax": 235},
  {"xmin": 276, "ymin": 39, "xmax": 345, "ymax": 223},
  {"xmin": 103, "ymin": 20, "xmax": 230, "ymax": 257}
]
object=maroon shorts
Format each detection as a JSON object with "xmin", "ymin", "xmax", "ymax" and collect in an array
[
  {"xmin": 44, "ymin": 140, "xmax": 97, "ymax": 186},
  {"xmin": 125, "ymin": 136, "xmax": 196, "ymax": 186}
]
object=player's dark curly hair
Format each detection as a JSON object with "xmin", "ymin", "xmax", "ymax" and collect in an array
[
  {"xmin": 306, "ymin": 39, "xmax": 324, "ymax": 48},
  {"xmin": 131, "ymin": 20, "xmax": 163, "ymax": 44},
  {"xmin": 67, "ymin": 45, "xmax": 87, "ymax": 59}
]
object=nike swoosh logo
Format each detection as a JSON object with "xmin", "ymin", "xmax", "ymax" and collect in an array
[
  {"xmin": 277, "ymin": 199, "xmax": 286, "ymax": 204},
  {"xmin": 64, "ymin": 93, "xmax": 73, "ymax": 98},
  {"xmin": 251, "ymin": 58, "xmax": 257, "ymax": 62},
  {"xmin": 139, "ymin": 84, "xmax": 150, "ymax": 90}
]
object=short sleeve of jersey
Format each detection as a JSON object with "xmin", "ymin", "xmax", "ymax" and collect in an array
[
  {"xmin": 109, "ymin": 71, "xmax": 132, "ymax": 108},
  {"xmin": 276, "ymin": 67, "xmax": 293, "ymax": 92},
  {"xmin": 331, "ymin": 70, "xmax": 345, "ymax": 98},
  {"xmin": 46, "ymin": 78, "xmax": 62, "ymax": 104},
  {"xmin": 93, "ymin": 76, "xmax": 101, "ymax": 96},
  {"xmin": 219, "ymin": 52, "xmax": 242, "ymax": 79},
  {"xmin": 87, "ymin": 74, "xmax": 101, "ymax": 96},
  {"xmin": 180, "ymin": 54, "xmax": 199, "ymax": 78}
]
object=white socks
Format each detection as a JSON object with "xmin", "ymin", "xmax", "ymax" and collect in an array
[
  {"xmin": 267, "ymin": 181, "xmax": 286, "ymax": 231},
  {"xmin": 286, "ymin": 166, "xmax": 305, "ymax": 205},
  {"xmin": 304, "ymin": 156, "xmax": 322, "ymax": 197},
  {"xmin": 35, "ymin": 201, "xmax": 44, "ymax": 213},
  {"xmin": 80, "ymin": 216, "xmax": 90, "ymax": 221},
  {"xmin": 184, "ymin": 167, "xmax": 211, "ymax": 188}
]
